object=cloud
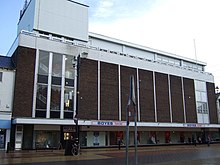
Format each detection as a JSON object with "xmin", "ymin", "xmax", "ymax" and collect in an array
[{"xmin": 94, "ymin": 0, "xmax": 114, "ymax": 18}]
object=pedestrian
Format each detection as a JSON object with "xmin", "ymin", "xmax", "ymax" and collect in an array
[
  {"xmin": 207, "ymin": 136, "xmax": 211, "ymax": 147},
  {"xmin": 118, "ymin": 139, "xmax": 121, "ymax": 150}
]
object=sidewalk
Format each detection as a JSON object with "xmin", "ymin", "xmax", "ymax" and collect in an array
[{"xmin": 1, "ymin": 144, "xmax": 220, "ymax": 165}]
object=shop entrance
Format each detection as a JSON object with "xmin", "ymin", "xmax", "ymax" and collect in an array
[{"xmin": 0, "ymin": 129, "xmax": 6, "ymax": 149}]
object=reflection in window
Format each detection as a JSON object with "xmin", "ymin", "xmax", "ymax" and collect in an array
[
  {"xmin": 65, "ymin": 55, "xmax": 75, "ymax": 79},
  {"xmin": 64, "ymin": 88, "xmax": 74, "ymax": 111},
  {"xmin": 51, "ymin": 86, "xmax": 61, "ymax": 110},
  {"xmin": 36, "ymin": 84, "xmax": 47, "ymax": 110},
  {"xmin": 52, "ymin": 53, "xmax": 62, "ymax": 77},
  {"xmin": 38, "ymin": 51, "xmax": 49, "ymax": 75}
]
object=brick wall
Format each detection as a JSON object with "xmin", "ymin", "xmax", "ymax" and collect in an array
[
  {"xmin": 183, "ymin": 78, "xmax": 197, "ymax": 123},
  {"xmin": 207, "ymin": 82, "xmax": 218, "ymax": 124},
  {"xmin": 120, "ymin": 66, "xmax": 137, "ymax": 121},
  {"xmin": 155, "ymin": 72, "xmax": 170, "ymax": 122},
  {"xmin": 78, "ymin": 59, "xmax": 98, "ymax": 120},
  {"xmin": 12, "ymin": 46, "xmax": 36, "ymax": 117},
  {"xmin": 139, "ymin": 69, "xmax": 155, "ymax": 122},
  {"xmin": 100, "ymin": 62, "xmax": 119, "ymax": 120},
  {"xmin": 170, "ymin": 75, "xmax": 184, "ymax": 123}
]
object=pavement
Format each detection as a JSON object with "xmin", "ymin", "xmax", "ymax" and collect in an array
[{"xmin": 1, "ymin": 144, "xmax": 220, "ymax": 165}]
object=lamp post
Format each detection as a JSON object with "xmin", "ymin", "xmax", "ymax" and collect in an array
[{"xmin": 73, "ymin": 52, "xmax": 88, "ymax": 142}]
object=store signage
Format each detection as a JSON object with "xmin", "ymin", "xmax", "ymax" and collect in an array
[
  {"xmin": 183, "ymin": 123, "xmax": 205, "ymax": 127},
  {"xmin": 63, "ymin": 126, "xmax": 76, "ymax": 132},
  {"xmin": 92, "ymin": 121, "xmax": 126, "ymax": 126}
]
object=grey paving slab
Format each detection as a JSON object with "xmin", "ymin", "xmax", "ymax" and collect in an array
[{"xmin": 1, "ymin": 144, "xmax": 220, "ymax": 165}]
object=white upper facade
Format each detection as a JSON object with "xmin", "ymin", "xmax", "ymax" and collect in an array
[
  {"xmin": 18, "ymin": 0, "xmax": 89, "ymax": 42},
  {"xmin": 13, "ymin": 0, "xmax": 213, "ymax": 83}
]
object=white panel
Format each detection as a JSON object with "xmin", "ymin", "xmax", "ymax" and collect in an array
[
  {"xmin": 125, "ymin": 47, "xmax": 155, "ymax": 60},
  {"xmin": 91, "ymin": 38, "xmax": 122, "ymax": 52},
  {"xmin": 0, "ymin": 70, "xmax": 15, "ymax": 112},
  {"xmin": 203, "ymin": 114, "xmax": 210, "ymax": 123},
  {"xmin": 197, "ymin": 113, "xmax": 203, "ymax": 123},
  {"xmin": 35, "ymin": 0, "xmax": 88, "ymax": 41}
]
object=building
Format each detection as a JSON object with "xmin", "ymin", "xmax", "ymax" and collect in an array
[
  {"xmin": 6, "ymin": 0, "xmax": 219, "ymax": 150},
  {"xmin": 0, "ymin": 56, "xmax": 15, "ymax": 150}
]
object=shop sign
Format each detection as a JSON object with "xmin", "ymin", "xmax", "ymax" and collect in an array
[
  {"xmin": 63, "ymin": 126, "xmax": 76, "ymax": 132},
  {"xmin": 92, "ymin": 121, "xmax": 126, "ymax": 126},
  {"xmin": 183, "ymin": 123, "xmax": 205, "ymax": 127}
]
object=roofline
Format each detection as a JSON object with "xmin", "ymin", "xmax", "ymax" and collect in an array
[{"xmin": 89, "ymin": 32, "xmax": 207, "ymax": 66}]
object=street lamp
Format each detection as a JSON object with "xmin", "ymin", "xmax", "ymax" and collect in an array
[{"xmin": 72, "ymin": 52, "xmax": 88, "ymax": 143}]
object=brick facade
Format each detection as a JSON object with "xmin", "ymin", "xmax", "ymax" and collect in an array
[
  {"xmin": 12, "ymin": 46, "xmax": 36, "ymax": 117},
  {"xmin": 78, "ymin": 59, "xmax": 98, "ymax": 120},
  {"xmin": 139, "ymin": 69, "xmax": 155, "ymax": 122},
  {"xmin": 155, "ymin": 72, "xmax": 171, "ymax": 122},
  {"xmin": 183, "ymin": 78, "xmax": 197, "ymax": 123},
  {"xmin": 100, "ymin": 62, "xmax": 119, "ymax": 120},
  {"xmin": 207, "ymin": 82, "xmax": 218, "ymax": 124},
  {"xmin": 170, "ymin": 75, "xmax": 184, "ymax": 123}
]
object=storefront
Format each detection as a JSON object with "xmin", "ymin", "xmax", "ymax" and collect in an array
[{"xmin": 0, "ymin": 118, "xmax": 11, "ymax": 150}]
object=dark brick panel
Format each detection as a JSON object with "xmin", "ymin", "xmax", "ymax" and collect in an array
[
  {"xmin": 155, "ymin": 72, "xmax": 170, "ymax": 122},
  {"xmin": 170, "ymin": 75, "xmax": 184, "ymax": 123},
  {"xmin": 139, "ymin": 69, "xmax": 155, "ymax": 122},
  {"xmin": 183, "ymin": 78, "xmax": 197, "ymax": 123},
  {"xmin": 12, "ymin": 46, "xmax": 36, "ymax": 117},
  {"xmin": 100, "ymin": 62, "xmax": 119, "ymax": 120},
  {"xmin": 120, "ymin": 66, "xmax": 137, "ymax": 121},
  {"xmin": 78, "ymin": 59, "xmax": 98, "ymax": 120},
  {"xmin": 207, "ymin": 82, "xmax": 218, "ymax": 124}
]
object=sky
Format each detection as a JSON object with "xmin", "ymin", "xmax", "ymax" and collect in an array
[{"xmin": 0, "ymin": 0, "xmax": 220, "ymax": 88}]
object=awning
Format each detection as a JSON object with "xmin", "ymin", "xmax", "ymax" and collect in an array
[{"xmin": 0, "ymin": 120, "xmax": 11, "ymax": 129}]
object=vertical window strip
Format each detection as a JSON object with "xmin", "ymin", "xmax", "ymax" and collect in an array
[
  {"xmin": 32, "ymin": 49, "xmax": 39, "ymax": 118},
  {"xmin": 46, "ymin": 52, "xmax": 53, "ymax": 118},
  {"xmin": 60, "ymin": 55, "xmax": 66, "ymax": 119}
]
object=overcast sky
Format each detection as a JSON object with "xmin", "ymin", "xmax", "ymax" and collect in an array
[{"xmin": 0, "ymin": 0, "xmax": 220, "ymax": 88}]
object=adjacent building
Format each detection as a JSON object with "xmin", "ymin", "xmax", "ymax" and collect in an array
[
  {"xmin": 4, "ymin": 0, "xmax": 220, "ymax": 150},
  {"xmin": 0, "ymin": 56, "xmax": 15, "ymax": 150}
]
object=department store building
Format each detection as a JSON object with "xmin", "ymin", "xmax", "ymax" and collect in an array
[{"xmin": 7, "ymin": 0, "xmax": 219, "ymax": 150}]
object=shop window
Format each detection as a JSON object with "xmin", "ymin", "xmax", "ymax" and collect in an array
[{"xmin": 35, "ymin": 130, "xmax": 60, "ymax": 149}]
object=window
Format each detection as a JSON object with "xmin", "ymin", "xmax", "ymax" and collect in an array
[
  {"xmin": 0, "ymin": 72, "xmax": 2, "ymax": 82},
  {"xmin": 36, "ymin": 84, "xmax": 48, "ymax": 110},
  {"xmin": 52, "ymin": 53, "xmax": 62, "ymax": 78},
  {"xmin": 50, "ymin": 86, "xmax": 61, "ymax": 110},
  {"xmin": 197, "ymin": 102, "xmax": 208, "ymax": 114},
  {"xmin": 65, "ymin": 55, "xmax": 75, "ymax": 79},
  {"xmin": 195, "ymin": 80, "xmax": 208, "ymax": 114},
  {"xmin": 64, "ymin": 88, "xmax": 74, "ymax": 111},
  {"xmin": 38, "ymin": 51, "xmax": 49, "ymax": 75}
]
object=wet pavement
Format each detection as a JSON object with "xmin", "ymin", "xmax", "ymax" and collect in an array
[{"xmin": 1, "ymin": 144, "xmax": 220, "ymax": 165}]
